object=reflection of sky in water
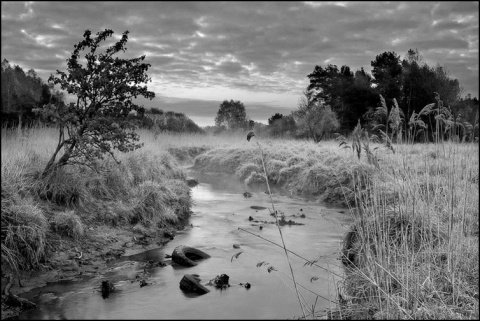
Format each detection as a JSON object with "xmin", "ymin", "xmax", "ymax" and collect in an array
[
  {"xmin": 20, "ymin": 172, "xmax": 351, "ymax": 320},
  {"xmin": 191, "ymin": 183, "xmax": 239, "ymax": 202}
]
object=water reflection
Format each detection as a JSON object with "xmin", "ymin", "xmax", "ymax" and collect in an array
[{"xmin": 20, "ymin": 171, "xmax": 350, "ymax": 320}]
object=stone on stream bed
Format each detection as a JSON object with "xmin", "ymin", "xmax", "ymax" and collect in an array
[
  {"xmin": 139, "ymin": 279, "xmax": 150, "ymax": 288},
  {"xmin": 179, "ymin": 274, "xmax": 210, "ymax": 294},
  {"xmin": 206, "ymin": 274, "xmax": 230, "ymax": 289},
  {"xmin": 100, "ymin": 280, "xmax": 115, "ymax": 299},
  {"xmin": 186, "ymin": 178, "xmax": 199, "ymax": 187},
  {"xmin": 250, "ymin": 206, "xmax": 267, "ymax": 210}
]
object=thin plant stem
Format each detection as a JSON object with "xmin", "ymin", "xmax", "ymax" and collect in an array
[
  {"xmin": 255, "ymin": 140, "xmax": 307, "ymax": 320},
  {"xmin": 238, "ymin": 227, "xmax": 344, "ymax": 278}
]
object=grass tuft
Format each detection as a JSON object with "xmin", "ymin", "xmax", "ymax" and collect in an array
[
  {"xmin": 1, "ymin": 197, "xmax": 48, "ymax": 271},
  {"xmin": 49, "ymin": 210, "xmax": 84, "ymax": 241}
]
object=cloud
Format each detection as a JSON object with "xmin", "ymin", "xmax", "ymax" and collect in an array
[
  {"xmin": 216, "ymin": 61, "xmax": 247, "ymax": 76},
  {"xmin": 406, "ymin": 35, "xmax": 470, "ymax": 50},
  {"xmin": 1, "ymin": 1, "xmax": 478, "ymax": 117},
  {"xmin": 432, "ymin": 1, "xmax": 479, "ymax": 16},
  {"xmin": 433, "ymin": 19, "xmax": 476, "ymax": 31},
  {"xmin": 345, "ymin": 18, "xmax": 422, "ymax": 32}
]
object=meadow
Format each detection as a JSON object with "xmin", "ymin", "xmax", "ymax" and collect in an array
[{"xmin": 1, "ymin": 124, "xmax": 478, "ymax": 319}]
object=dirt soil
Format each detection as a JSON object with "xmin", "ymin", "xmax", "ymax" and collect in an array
[{"xmin": 1, "ymin": 221, "xmax": 186, "ymax": 320}]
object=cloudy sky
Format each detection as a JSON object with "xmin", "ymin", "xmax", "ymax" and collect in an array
[{"xmin": 2, "ymin": 1, "xmax": 478, "ymax": 126}]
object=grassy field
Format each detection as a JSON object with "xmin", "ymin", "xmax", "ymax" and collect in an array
[{"xmin": 1, "ymin": 125, "xmax": 478, "ymax": 319}]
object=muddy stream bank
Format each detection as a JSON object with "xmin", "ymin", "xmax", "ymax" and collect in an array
[{"xmin": 19, "ymin": 170, "xmax": 351, "ymax": 319}]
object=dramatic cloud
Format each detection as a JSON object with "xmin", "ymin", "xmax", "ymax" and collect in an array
[{"xmin": 1, "ymin": 1, "xmax": 478, "ymax": 126}]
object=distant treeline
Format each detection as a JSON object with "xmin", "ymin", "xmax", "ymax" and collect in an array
[
  {"xmin": 210, "ymin": 49, "xmax": 478, "ymax": 142},
  {"xmin": 1, "ymin": 59, "xmax": 203, "ymax": 134},
  {"xmin": 141, "ymin": 107, "xmax": 204, "ymax": 134},
  {"xmin": 303, "ymin": 49, "xmax": 479, "ymax": 140},
  {"xmin": 1, "ymin": 59, "xmax": 61, "ymax": 128}
]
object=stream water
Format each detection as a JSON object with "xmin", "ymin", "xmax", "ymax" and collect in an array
[{"xmin": 19, "ymin": 171, "xmax": 351, "ymax": 319}]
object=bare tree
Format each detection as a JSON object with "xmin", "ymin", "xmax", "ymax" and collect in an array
[{"xmin": 293, "ymin": 90, "xmax": 339, "ymax": 142}]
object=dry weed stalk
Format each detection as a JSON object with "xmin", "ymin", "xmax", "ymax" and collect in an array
[
  {"xmin": 247, "ymin": 131, "xmax": 307, "ymax": 319},
  {"xmin": 338, "ymin": 107, "xmax": 478, "ymax": 319}
]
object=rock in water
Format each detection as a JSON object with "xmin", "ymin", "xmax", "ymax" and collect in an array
[
  {"xmin": 179, "ymin": 274, "xmax": 210, "ymax": 294},
  {"xmin": 100, "ymin": 280, "xmax": 115, "ymax": 298},
  {"xmin": 207, "ymin": 274, "xmax": 230, "ymax": 289},
  {"xmin": 250, "ymin": 206, "xmax": 267, "ymax": 210}
]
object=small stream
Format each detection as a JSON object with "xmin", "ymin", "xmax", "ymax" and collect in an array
[{"xmin": 19, "ymin": 171, "xmax": 351, "ymax": 319}]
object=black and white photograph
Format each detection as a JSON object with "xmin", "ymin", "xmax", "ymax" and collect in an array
[{"xmin": 1, "ymin": 1, "xmax": 478, "ymax": 319}]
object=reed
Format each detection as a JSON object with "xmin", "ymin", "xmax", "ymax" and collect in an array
[{"xmin": 337, "ymin": 139, "xmax": 479, "ymax": 319}]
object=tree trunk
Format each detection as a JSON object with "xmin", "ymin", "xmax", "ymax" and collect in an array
[
  {"xmin": 17, "ymin": 113, "xmax": 23, "ymax": 135},
  {"xmin": 42, "ymin": 124, "xmax": 84, "ymax": 178},
  {"xmin": 56, "ymin": 144, "xmax": 75, "ymax": 168},
  {"xmin": 42, "ymin": 142, "xmax": 75, "ymax": 178},
  {"xmin": 42, "ymin": 127, "xmax": 66, "ymax": 178}
]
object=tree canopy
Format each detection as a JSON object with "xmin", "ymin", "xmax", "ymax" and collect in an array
[
  {"xmin": 214, "ymin": 100, "xmax": 248, "ymax": 130},
  {"xmin": 1, "ymin": 60, "xmax": 45, "ymax": 127},
  {"xmin": 267, "ymin": 113, "xmax": 296, "ymax": 138},
  {"xmin": 293, "ymin": 90, "xmax": 339, "ymax": 142},
  {"xmin": 371, "ymin": 51, "xmax": 403, "ymax": 102},
  {"xmin": 307, "ymin": 64, "xmax": 376, "ymax": 132},
  {"xmin": 268, "ymin": 113, "xmax": 284, "ymax": 125},
  {"xmin": 306, "ymin": 49, "xmax": 468, "ymax": 140},
  {"xmin": 36, "ymin": 29, "xmax": 155, "ymax": 176}
]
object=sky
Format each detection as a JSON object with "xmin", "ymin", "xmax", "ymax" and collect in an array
[{"xmin": 1, "ymin": 1, "xmax": 478, "ymax": 127}]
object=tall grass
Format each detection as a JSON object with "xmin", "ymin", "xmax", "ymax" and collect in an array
[
  {"xmin": 337, "ymin": 140, "xmax": 479, "ymax": 319},
  {"xmin": 1, "ymin": 125, "xmax": 193, "ymax": 273}
]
